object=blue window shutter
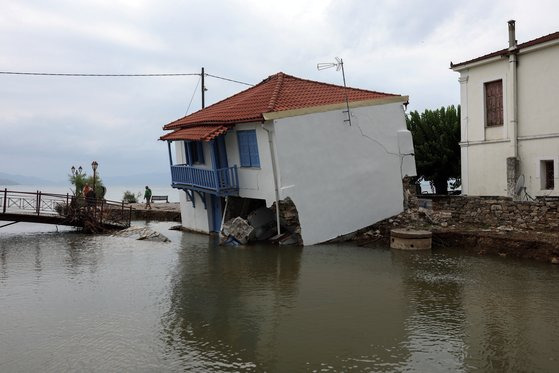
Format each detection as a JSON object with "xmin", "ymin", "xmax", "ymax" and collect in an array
[
  {"xmin": 248, "ymin": 131, "xmax": 260, "ymax": 167},
  {"xmin": 238, "ymin": 131, "xmax": 250, "ymax": 167},
  {"xmin": 238, "ymin": 130, "xmax": 259, "ymax": 167}
]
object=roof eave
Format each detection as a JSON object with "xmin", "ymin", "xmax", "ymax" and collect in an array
[
  {"xmin": 451, "ymin": 55, "xmax": 505, "ymax": 71},
  {"xmin": 262, "ymin": 95, "xmax": 408, "ymax": 121}
]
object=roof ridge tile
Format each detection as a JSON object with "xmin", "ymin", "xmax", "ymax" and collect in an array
[{"xmin": 266, "ymin": 72, "xmax": 285, "ymax": 112}]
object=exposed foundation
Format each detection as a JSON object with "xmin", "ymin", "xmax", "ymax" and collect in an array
[{"xmin": 221, "ymin": 196, "xmax": 302, "ymax": 245}]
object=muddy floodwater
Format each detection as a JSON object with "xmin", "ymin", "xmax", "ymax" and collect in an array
[{"xmin": 1, "ymin": 221, "xmax": 559, "ymax": 372}]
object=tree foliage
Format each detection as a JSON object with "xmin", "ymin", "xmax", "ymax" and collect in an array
[
  {"xmin": 122, "ymin": 190, "xmax": 141, "ymax": 203},
  {"xmin": 406, "ymin": 105, "xmax": 461, "ymax": 194},
  {"xmin": 69, "ymin": 172, "xmax": 105, "ymax": 198}
]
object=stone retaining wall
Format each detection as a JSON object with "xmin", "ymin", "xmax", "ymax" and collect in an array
[{"xmin": 418, "ymin": 195, "xmax": 559, "ymax": 231}]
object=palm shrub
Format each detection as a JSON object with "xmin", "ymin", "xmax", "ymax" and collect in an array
[{"xmin": 122, "ymin": 190, "xmax": 141, "ymax": 203}]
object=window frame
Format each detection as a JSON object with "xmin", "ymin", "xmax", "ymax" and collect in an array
[
  {"xmin": 484, "ymin": 79, "xmax": 504, "ymax": 127},
  {"xmin": 541, "ymin": 159, "xmax": 555, "ymax": 190},
  {"xmin": 184, "ymin": 141, "xmax": 205, "ymax": 166},
  {"xmin": 236, "ymin": 130, "xmax": 260, "ymax": 168}
]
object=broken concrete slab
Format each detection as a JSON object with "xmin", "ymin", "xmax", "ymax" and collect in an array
[
  {"xmin": 221, "ymin": 217, "xmax": 254, "ymax": 245},
  {"xmin": 113, "ymin": 225, "xmax": 170, "ymax": 242}
]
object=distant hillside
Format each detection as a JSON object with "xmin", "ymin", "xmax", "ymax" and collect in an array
[
  {"xmin": 102, "ymin": 172, "xmax": 171, "ymax": 186},
  {"xmin": 0, "ymin": 172, "xmax": 56, "ymax": 186},
  {"xmin": 0, "ymin": 178, "xmax": 20, "ymax": 185}
]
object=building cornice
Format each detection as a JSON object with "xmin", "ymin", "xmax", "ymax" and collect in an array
[
  {"xmin": 460, "ymin": 139, "xmax": 511, "ymax": 147},
  {"xmin": 518, "ymin": 132, "xmax": 559, "ymax": 141},
  {"xmin": 262, "ymin": 96, "xmax": 409, "ymax": 121}
]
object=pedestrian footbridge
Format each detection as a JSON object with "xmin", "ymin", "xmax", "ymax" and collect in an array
[{"xmin": 0, "ymin": 189, "xmax": 132, "ymax": 231}]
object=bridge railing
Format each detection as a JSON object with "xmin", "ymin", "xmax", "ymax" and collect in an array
[{"xmin": 0, "ymin": 188, "xmax": 132, "ymax": 228}]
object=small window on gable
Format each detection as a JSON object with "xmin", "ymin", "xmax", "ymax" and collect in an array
[
  {"xmin": 485, "ymin": 80, "xmax": 503, "ymax": 127},
  {"xmin": 237, "ymin": 130, "xmax": 260, "ymax": 168},
  {"xmin": 184, "ymin": 141, "xmax": 205, "ymax": 165},
  {"xmin": 541, "ymin": 160, "xmax": 554, "ymax": 190}
]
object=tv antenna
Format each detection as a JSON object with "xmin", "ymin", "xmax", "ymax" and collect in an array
[{"xmin": 317, "ymin": 57, "xmax": 352, "ymax": 126}]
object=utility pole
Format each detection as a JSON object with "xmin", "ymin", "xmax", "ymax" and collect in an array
[{"xmin": 201, "ymin": 67, "xmax": 205, "ymax": 108}]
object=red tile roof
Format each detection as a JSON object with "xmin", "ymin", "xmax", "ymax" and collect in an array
[
  {"xmin": 162, "ymin": 72, "xmax": 399, "ymax": 134},
  {"xmin": 159, "ymin": 125, "xmax": 229, "ymax": 142},
  {"xmin": 451, "ymin": 30, "xmax": 559, "ymax": 69}
]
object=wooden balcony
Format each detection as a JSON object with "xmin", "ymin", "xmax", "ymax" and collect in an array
[{"xmin": 170, "ymin": 164, "xmax": 239, "ymax": 196}]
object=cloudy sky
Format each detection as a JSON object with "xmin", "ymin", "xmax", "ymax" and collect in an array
[{"xmin": 1, "ymin": 0, "xmax": 558, "ymax": 184}]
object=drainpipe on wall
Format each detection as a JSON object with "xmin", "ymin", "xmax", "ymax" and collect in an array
[
  {"xmin": 262, "ymin": 123, "xmax": 281, "ymax": 237},
  {"xmin": 507, "ymin": 20, "xmax": 520, "ymax": 197}
]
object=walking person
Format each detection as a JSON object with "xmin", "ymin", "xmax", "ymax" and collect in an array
[{"xmin": 144, "ymin": 186, "xmax": 152, "ymax": 210}]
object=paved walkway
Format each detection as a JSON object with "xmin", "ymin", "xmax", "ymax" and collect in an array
[{"xmin": 128, "ymin": 202, "xmax": 181, "ymax": 212}]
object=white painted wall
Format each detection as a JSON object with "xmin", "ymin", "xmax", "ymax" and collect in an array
[
  {"xmin": 456, "ymin": 41, "xmax": 559, "ymax": 197},
  {"xmin": 174, "ymin": 141, "xmax": 210, "ymax": 233},
  {"xmin": 273, "ymin": 102, "xmax": 414, "ymax": 245},
  {"xmin": 517, "ymin": 46, "xmax": 559, "ymax": 138},
  {"xmin": 223, "ymin": 123, "xmax": 276, "ymax": 204}
]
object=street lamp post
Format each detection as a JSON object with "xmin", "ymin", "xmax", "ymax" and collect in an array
[
  {"xmin": 91, "ymin": 161, "xmax": 98, "ymax": 198},
  {"xmin": 71, "ymin": 165, "xmax": 83, "ymax": 195}
]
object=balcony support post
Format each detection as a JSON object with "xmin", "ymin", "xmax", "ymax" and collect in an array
[
  {"xmin": 209, "ymin": 139, "xmax": 220, "ymax": 194},
  {"xmin": 167, "ymin": 141, "xmax": 174, "ymax": 166}
]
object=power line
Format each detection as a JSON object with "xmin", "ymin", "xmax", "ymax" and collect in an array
[
  {"xmin": 0, "ymin": 71, "xmax": 255, "ymax": 86},
  {"xmin": 205, "ymin": 73, "xmax": 254, "ymax": 86},
  {"xmin": 0, "ymin": 71, "xmax": 199, "ymax": 77},
  {"xmin": 186, "ymin": 76, "xmax": 201, "ymax": 116}
]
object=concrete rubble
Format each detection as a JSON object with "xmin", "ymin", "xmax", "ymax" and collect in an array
[
  {"xmin": 112, "ymin": 225, "xmax": 170, "ymax": 242},
  {"xmin": 220, "ymin": 197, "xmax": 302, "ymax": 246},
  {"xmin": 221, "ymin": 216, "xmax": 254, "ymax": 245}
]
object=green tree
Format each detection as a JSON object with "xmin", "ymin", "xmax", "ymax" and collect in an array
[
  {"xmin": 122, "ymin": 190, "xmax": 141, "ymax": 203},
  {"xmin": 69, "ymin": 172, "xmax": 105, "ymax": 199},
  {"xmin": 406, "ymin": 105, "xmax": 461, "ymax": 194}
]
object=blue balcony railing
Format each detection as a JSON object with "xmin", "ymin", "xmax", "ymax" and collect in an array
[{"xmin": 170, "ymin": 164, "xmax": 239, "ymax": 196}]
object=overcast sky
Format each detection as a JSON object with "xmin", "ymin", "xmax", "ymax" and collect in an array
[{"xmin": 1, "ymin": 0, "xmax": 558, "ymax": 183}]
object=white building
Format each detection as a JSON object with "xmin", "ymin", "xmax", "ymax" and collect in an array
[
  {"xmin": 452, "ymin": 21, "xmax": 559, "ymax": 198},
  {"xmin": 160, "ymin": 72, "xmax": 416, "ymax": 245}
]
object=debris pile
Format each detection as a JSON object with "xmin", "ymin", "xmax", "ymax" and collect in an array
[
  {"xmin": 113, "ymin": 225, "xmax": 170, "ymax": 242},
  {"xmin": 220, "ymin": 197, "xmax": 302, "ymax": 246}
]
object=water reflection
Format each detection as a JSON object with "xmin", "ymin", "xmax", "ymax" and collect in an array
[
  {"xmin": 391, "ymin": 249, "xmax": 468, "ymax": 372},
  {"xmin": 63, "ymin": 236, "xmax": 101, "ymax": 277},
  {"xmin": 461, "ymin": 257, "xmax": 559, "ymax": 372},
  {"xmin": 163, "ymin": 233, "xmax": 302, "ymax": 371}
]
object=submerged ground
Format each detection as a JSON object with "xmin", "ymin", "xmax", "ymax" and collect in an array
[{"xmin": 1, "ymin": 221, "xmax": 558, "ymax": 372}]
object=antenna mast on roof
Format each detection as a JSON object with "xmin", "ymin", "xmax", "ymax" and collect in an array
[
  {"xmin": 317, "ymin": 57, "xmax": 351, "ymax": 126},
  {"xmin": 201, "ymin": 67, "xmax": 206, "ymax": 108}
]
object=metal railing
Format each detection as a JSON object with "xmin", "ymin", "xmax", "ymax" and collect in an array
[
  {"xmin": 0, "ymin": 188, "xmax": 132, "ymax": 228},
  {"xmin": 170, "ymin": 164, "xmax": 239, "ymax": 195}
]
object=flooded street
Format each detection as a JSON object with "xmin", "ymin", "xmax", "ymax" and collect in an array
[{"xmin": 1, "ymin": 221, "xmax": 559, "ymax": 372}]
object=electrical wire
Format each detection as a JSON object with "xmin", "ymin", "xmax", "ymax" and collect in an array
[
  {"xmin": 0, "ymin": 71, "xmax": 199, "ymax": 77},
  {"xmin": 205, "ymin": 73, "xmax": 253, "ymax": 86},
  {"xmin": 185, "ymin": 76, "xmax": 201, "ymax": 116},
  {"xmin": 0, "ymin": 71, "xmax": 254, "ymax": 87}
]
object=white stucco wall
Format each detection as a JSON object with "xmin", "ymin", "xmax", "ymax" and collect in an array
[
  {"xmin": 457, "ymin": 41, "xmax": 559, "ymax": 197},
  {"xmin": 517, "ymin": 46, "xmax": 559, "ymax": 138},
  {"xmin": 223, "ymin": 123, "xmax": 276, "ymax": 204},
  {"xmin": 273, "ymin": 102, "xmax": 414, "ymax": 245},
  {"xmin": 174, "ymin": 141, "xmax": 211, "ymax": 233}
]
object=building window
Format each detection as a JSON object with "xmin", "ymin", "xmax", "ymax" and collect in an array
[
  {"xmin": 541, "ymin": 160, "xmax": 554, "ymax": 190},
  {"xmin": 485, "ymin": 80, "xmax": 503, "ymax": 127},
  {"xmin": 185, "ymin": 141, "xmax": 204, "ymax": 165},
  {"xmin": 237, "ymin": 130, "xmax": 260, "ymax": 168}
]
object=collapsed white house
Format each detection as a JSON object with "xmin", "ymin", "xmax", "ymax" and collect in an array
[{"xmin": 160, "ymin": 72, "xmax": 416, "ymax": 245}]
